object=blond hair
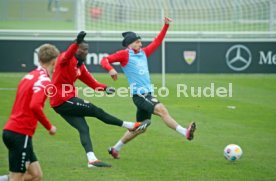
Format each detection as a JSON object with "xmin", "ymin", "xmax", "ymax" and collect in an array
[{"xmin": 38, "ymin": 44, "xmax": 60, "ymax": 64}]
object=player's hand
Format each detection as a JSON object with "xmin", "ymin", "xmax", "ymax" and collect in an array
[
  {"xmin": 109, "ymin": 69, "xmax": 118, "ymax": 81},
  {"xmin": 164, "ymin": 17, "xmax": 172, "ymax": 24},
  {"xmin": 76, "ymin": 31, "xmax": 86, "ymax": 44},
  {"xmin": 105, "ymin": 87, "xmax": 115, "ymax": 94},
  {"xmin": 49, "ymin": 126, "xmax": 57, "ymax": 135}
]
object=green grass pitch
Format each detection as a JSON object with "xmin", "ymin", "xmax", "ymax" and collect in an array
[{"xmin": 0, "ymin": 73, "xmax": 276, "ymax": 181}]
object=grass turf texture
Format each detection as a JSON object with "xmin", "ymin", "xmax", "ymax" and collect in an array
[{"xmin": 0, "ymin": 73, "xmax": 276, "ymax": 181}]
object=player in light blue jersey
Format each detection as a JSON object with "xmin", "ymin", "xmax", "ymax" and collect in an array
[{"xmin": 101, "ymin": 17, "xmax": 196, "ymax": 159}]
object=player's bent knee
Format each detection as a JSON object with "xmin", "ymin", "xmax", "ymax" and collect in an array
[
  {"xmin": 31, "ymin": 170, "xmax": 43, "ymax": 181},
  {"xmin": 154, "ymin": 103, "xmax": 168, "ymax": 117},
  {"xmin": 27, "ymin": 162, "xmax": 43, "ymax": 181}
]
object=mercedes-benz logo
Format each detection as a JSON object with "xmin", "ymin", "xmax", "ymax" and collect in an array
[{"xmin": 225, "ymin": 44, "xmax": 252, "ymax": 71}]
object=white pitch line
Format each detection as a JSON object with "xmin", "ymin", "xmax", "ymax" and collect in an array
[{"xmin": 0, "ymin": 88, "xmax": 16, "ymax": 91}]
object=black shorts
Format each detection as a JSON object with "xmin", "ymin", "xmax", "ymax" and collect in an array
[
  {"xmin": 2, "ymin": 130, "xmax": 37, "ymax": 173},
  {"xmin": 132, "ymin": 93, "xmax": 160, "ymax": 122},
  {"xmin": 54, "ymin": 97, "xmax": 107, "ymax": 117},
  {"xmin": 53, "ymin": 97, "xmax": 123, "ymax": 127}
]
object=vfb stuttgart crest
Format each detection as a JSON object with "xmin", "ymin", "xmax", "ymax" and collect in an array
[{"xmin": 183, "ymin": 51, "xmax": 196, "ymax": 65}]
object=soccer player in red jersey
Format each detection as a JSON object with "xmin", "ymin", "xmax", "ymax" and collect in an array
[
  {"xmin": 50, "ymin": 31, "xmax": 150, "ymax": 168},
  {"xmin": 2, "ymin": 44, "xmax": 59, "ymax": 181},
  {"xmin": 101, "ymin": 18, "xmax": 196, "ymax": 159}
]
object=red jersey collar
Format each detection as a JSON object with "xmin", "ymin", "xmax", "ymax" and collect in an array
[{"xmin": 37, "ymin": 66, "xmax": 50, "ymax": 77}]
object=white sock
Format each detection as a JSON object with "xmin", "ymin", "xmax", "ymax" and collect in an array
[
  {"xmin": 176, "ymin": 125, "xmax": 187, "ymax": 136},
  {"xmin": 113, "ymin": 140, "xmax": 125, "ymax": 151},
  {"xmin": 0, "ymin": 175, "xmax": 8, "ymax": 181},
  {"xmin": 87, "ymin": 152, "xmax": 98, "ymax": 162},
  {"xmin": 122, "ymin": 121, "xmax": 135, "ymax": 129}
]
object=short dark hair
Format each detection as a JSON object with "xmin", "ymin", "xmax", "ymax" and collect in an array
[{"xmin": 38, "ymin": 44, "xmax": 60, "ymax": 64}]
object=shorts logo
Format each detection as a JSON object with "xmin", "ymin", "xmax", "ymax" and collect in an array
[{"xmin": 151, "ymin": 98, "xmax": 158, "ymax": 103}]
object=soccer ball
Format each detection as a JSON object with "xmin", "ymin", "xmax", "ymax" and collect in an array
[{"xmin": 224, "ymin": 144, "xmax": 243, "ymax": 161}]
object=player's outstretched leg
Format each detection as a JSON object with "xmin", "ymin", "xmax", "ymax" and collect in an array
[
  {"xmin": 154, "ymin": 103, "xmax": 196, "ymax": 140},
  {"xmin": 87, "ymin": 103, "xmax": 151, "ymax": 132},
  {"xmin": 56, "ymin": 97, "xmax": 150, "ymax": 132}
]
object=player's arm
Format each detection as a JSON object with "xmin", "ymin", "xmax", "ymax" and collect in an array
[
  {"xmin": 100, "ymin": 50, "xmax": 128, "ymax": 81},
  {"xmin": 60, "ymin": 43, "xmax": 78, "ymax": 64},
  {"xmin": 30, "ymin": 81, "xmax": 56, "ymax": 135},
  {"xmin": 143, "ymin": 17, "xmax": 172, "ymax": 57},
  {"xmin": 79, "ymin": 64, "xmax": 108, "ymax": 91},
  {"xmin": 60, "ymin": 31, "xmax": 86, "ymax": 64}
]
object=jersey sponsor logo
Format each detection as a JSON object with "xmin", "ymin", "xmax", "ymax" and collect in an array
[{"xmin": 136, "ymin": 61, "xmax": 148, "ymax": 75}]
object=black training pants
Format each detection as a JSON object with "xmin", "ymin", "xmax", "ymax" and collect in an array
[{"xmin": 53, "ymin": 97, "xmax": 124, "ymax": 153}]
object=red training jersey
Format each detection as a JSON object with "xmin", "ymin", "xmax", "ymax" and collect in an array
[
  {"xmin": 4, "ymin": 67, "xmax": 53, "ymax": 136},
  {"xmin": 50, "ymin": 43, "xmax": 107, "ymax": 107}
]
